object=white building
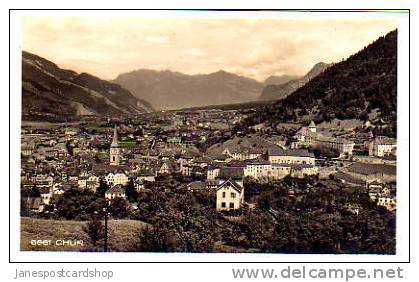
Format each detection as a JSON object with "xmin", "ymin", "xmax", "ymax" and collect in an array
[
  {"xmin": 215, "ymin": 179, "xmax": 244, "ymax": 211},
  {"xmin": 105, "ymin": 184, "xmax": 127, "ymax": 200},
  {"xmin": 105, "ymin": 172, "xmax": 129, "ymax": 187},
  {"xmin": 377, "ymin": 195, "xmax": 396, "ymax": 211},
  {"xmin": 368, "ymin": 137, "xmax": 397, "ymax": 157},
  {"xmin": 268, "ymin": 149, "xmax": 315, "ymax": 165},
  {"xmin": 207, "ymin": 166, "xmax": 221, "ymax": 180},
  {"xmin": 244, "ymin": 161, "xmax": 272, "ymax": 179}
]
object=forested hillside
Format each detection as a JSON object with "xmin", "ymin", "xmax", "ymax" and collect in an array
[{"xmin": 241, "ymin": 30, "xmax": 397, "ymax": 136}]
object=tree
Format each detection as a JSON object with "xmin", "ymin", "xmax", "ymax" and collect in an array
[
  {"xmin": 125, "ymin": 179, "xmax": 139, "ymax": 202},
  {"xmin": 310, "ymin": 145, "xmax": 340, "ymax": 159},
  {"xmin": 83, "ymin": 218, "xmax": 105, "ymax": 248},
  {"xmin": 108, "ymin": 197, "xmax": 130, "ymax": 219},
  {"xmin": 55, "ymin": 189, "xmax": 106, "ymax": 220},
  {"xmin": 96, "ymin": 179, "xmax": 109, "ymax": 197}
]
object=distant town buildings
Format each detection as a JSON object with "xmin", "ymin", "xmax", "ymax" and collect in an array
[{"xmin": 293, "ymin": 121, "xmax": 355, "ymax": 156}]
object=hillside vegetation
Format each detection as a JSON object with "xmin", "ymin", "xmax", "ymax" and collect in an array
[{"xmin": 242, "ymin": 30, "xmax": 397, "ymax": 136}]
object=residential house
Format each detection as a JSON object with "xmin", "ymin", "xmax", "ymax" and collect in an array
[
  {"xmin": 215, "ymin": 179, "xmax": 244, "ymax": 211},
  {"xmin": 105, "ymin": 184, "xmax": 127, "ymax": 200},
  {"xmin": 105, "ymin": 171, "xmax": 129, "ymax": 187}
]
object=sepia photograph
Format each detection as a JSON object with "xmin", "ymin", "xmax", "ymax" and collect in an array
[{"xmin": 11, "ymin": 10, "xmax": 409, "ymax": 260}]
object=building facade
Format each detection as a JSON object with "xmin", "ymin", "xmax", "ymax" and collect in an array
[{"xmin": 215, "ymin": 179, "xmax": 244, "ymax": 211}]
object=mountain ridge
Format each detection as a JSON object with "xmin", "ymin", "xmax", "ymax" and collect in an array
[
  {"xmin": 22, "ymin": 51, "xmax": 154, "ymax": 121},
  {"xmin": 114, "ymin": 68, "xmax": 265, "ymax": 110},
  {"xmin": 259, "ymin": 62, "xmax": 331, "ymax": 101}
]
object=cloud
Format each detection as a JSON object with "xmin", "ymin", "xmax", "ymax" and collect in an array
[{"xmin": 22, "ymin": 16, "xmax": 397, "ymax": 81}]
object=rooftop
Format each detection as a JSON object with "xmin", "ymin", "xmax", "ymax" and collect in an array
[{"xmin": 268, "ymin": 149, "xmax": 314, "ymax": 158}]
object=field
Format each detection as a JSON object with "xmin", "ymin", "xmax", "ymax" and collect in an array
[{"xmin": 20, "ymin": 217, "xmax": 148, "ymax": 252}]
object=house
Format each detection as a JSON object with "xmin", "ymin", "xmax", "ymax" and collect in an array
[
  {"xmin": 181, "ymin": 164, "xmax": 193, "ymax": 176},
  {"xmin": 223, "ymin": 148, "xmax": 264, "ymax": 161},
  {"xmin": 86, "ymin": 175, "xmax": 100, "ymax": 190},
  {"xmin": 105, "ymin": 184, "xmax": 127, "ymax": 200},
  {"xmin": 215, "ymin": 179, "xmax": 244, "ymax": 211},
  {"xmin": 290, "ymin": 164, "xmax": 318, "ymax": 178},
  {"xmin": 105, "ymin": 171, "xmax": 129, "ymax": 186},
  {"xmin": 38, "ymin": 187, "xmax": 53, "ymax": 205},
  {"xmin": 368, "ymin": 137, "xmax": 397, "ymax": 157},
  {"xmin": 52, "ymin": 182, "xmax": 65, "ymax": 195},
  {"xmin": 367, "ymin": 181, "xmax": 382, "ymax": 200},
  {"xmin": 251, "ymin": 123, "xmax": 269, "ymax": 133},
  {"xmin": 135, "ymin": 173, "xmax": 156, "ymax": 183},
  {"xmin": 21, "ymin": 145, "xmax": 33, "ymax": 156},
  {"xmin": 158, "ymin": 162, "xmax": 174, "ymax": 175},
  {"xmin": 207, "ymin": 166, "xmax": 221, "ymax": 180},
  {"xmin": 377, "ymin": 195, "xmax": 396, "ymax": 211}
]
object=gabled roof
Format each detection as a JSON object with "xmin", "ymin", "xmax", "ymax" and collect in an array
[
  {"xmin": 309, "ymin": 120, "xmax": 316, "ymax": 128},
  {"xmin": 106, "ymin": 184, "xmax": 126, "ymax": 194},
  {"xmin": 215, "ymin": 179, "xmax": 243, "ymax": 193}
]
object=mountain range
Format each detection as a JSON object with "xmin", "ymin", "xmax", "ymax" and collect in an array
[
  {"xmin": 114, "ymin": 69, "xmax": 265, "ymax": 110},
  {"xmin": 115, "ymin": 63, "xmax": 328, "ymax": 110},
  {"xmin": 22, "ymin": 51, "xmax": 154, "ymax": 121},
  {"xmin": 258, "ymin": 62, "xmax": 330, "ymax": 101}
]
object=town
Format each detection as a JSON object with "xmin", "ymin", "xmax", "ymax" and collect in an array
[{"xmin": 20, "ymin": 107, "xmax": 397, "ymax": 253}]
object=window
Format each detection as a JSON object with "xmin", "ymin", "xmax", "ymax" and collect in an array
[
  {"xmin": 221, "ymin": 202, "xmax": 226, "ymax": 208},
  {"xmin": 222, "ymin": 192, "xmax": 226, "ymax": 198},
  {"xmin": 229, "ymin": 202, "xmax": 234, "ymax": 209},
  {"xmin": 231, "ymin": 192, "xmax": 236, "ymax": 198}
]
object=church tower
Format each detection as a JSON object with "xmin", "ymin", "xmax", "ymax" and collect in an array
[{"xmin": 110, "ymin": 125, "xmax": 121, "ymax": 166}]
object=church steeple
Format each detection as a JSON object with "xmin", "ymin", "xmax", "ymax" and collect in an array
[
  {"xmin": 111, "ymin": 125, "xmax": 119, "ymax": 147},
  {"xmin": 110, "ymin": 125, "xmax": 121, "ymax": 166}
]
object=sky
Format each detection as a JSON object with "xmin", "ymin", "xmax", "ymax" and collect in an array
[{"xmin": 22, "ymin": 16, "xmax": 397, "ymax": 82}]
